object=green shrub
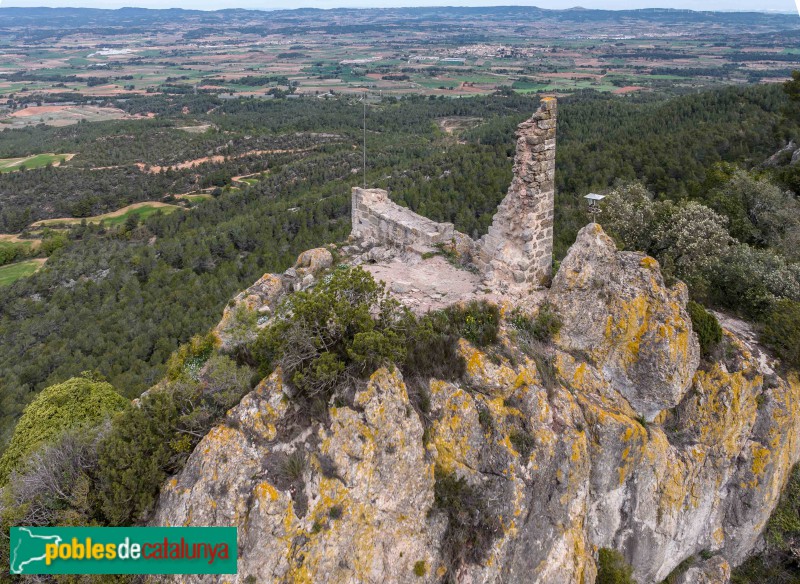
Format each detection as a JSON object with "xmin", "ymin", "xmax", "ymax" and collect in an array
[
  {"xmin": 509, "ymin": 428, "xmax": 534, "ymax": 459},
  {"xmin": 166, "ymin": 332, "xmax": 219, "ymax": 381},
  {"xmin": 510, "ymin": 303, "xmax": 563, "ymax": 343},
  {"xmin": 660, "ymin": 555, "xmax": 695, "ymax": 584},
  {"xmin": 402, "ymin": 300, "xmax": 501, "ymax": 401},
  {"xmin": 477, "ymin": 405, "xmax": 494, "ymax": 432},
  {"xmin": 597, "ymin": 548, "xmax": 636, "ymax": 584},
  {"xmin": 39, "ymin": 231, "xmax": 68, "ymax": 257},
  {"xmin": 97, "ymin": 389, "xmax": 181, "ymax": 525},
  {"xmin": 731, "ymin": 464, "xmax": 800, "ymax": 583},
  {"xmin": 687, "ymin": 301, "xmax": 722, "ymax": 357},
  {"xmin": 0, "ymin": 242, "xmax": 26, "ymax": 267},
  {"xmin": 446, "ymin": 300, "xmax": 500, "ymax": 347},
  {"xmin": 221, "ymin": 303, "xmax": 259, "ymax": 351},
  {"xmin": 765, "ymin": 463, "xmax": 800, "ymax": 553},
  {"xmin": 253, "ymin": 267, "xmax": 406, "ymax": 403},
  {"xmin": 762, "ymin": 299, "xmax": 800, "ymax": 369},
  {"xmin": 0, "ymin": 374, "xmax": 126, "ymax": 485},
  {"xmin": 413, "ymin": 560, "xmax": 427, "ymax": 577},
  {"xmin": 402, "ymin": 309, "xmax": 466, "ymax": 383},
  {"xmin": 97, "ymin": 355, "xmax": 252, "ymax": 525},
  {"xmin": 433, "ymin": 467, "xmax": 500, "ymax": 582}
]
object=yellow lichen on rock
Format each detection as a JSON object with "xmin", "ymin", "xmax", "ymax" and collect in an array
[{"xmin": 151, "ymin": 224, "xmax": 800, "ymax": 584}]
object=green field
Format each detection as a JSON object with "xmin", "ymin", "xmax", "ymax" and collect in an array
[
  {"xmin": 176, "ymin": 193, "xmax": 214, "ymax": 203},
  {"xmin": 0, "ymin": 240, "xmax": 34, "ymax": 251},
  {"xmin": 35, "ymin": 203, "xmax": 181, "ymax": 228},
  {"xmin": 100, "ymin": 205, "xmax": 180, "ymax": 226},
  {"xmin": 0, "ymin": 153, "xmax": 71, "ymax": 173},
  {"xmin": 0, "ymin": 259, "xmax": 45, "ymax": 286}
]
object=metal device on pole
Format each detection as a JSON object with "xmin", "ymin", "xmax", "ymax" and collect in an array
[{"xmin": 584, "ymin": 193, "xmax": 605, "ymax": 221}]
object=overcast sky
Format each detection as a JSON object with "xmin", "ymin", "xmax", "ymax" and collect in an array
[{"xmin": 1, "ymin": 0, "xmax": 797, "ymax": 13}]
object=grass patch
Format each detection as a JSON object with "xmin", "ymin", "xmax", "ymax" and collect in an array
[
  {"xmin": 35, "ymin": 203, "xmax": 181, "ymax": 228},
  {"xmin": 509, "ymin": 303, "xmax": 562, "ymax": 343},
  {"xmin": 477, "ymin": 405, "xmax": 494, "ymax": 432},
  {"xmin": 509, "ymin": 428, "xmax": 534, "ymax": 459},
  {"xmin": 445, "ymin": 300, "xmax": 500, "ymax": 347},
  {"xmin": 0, "ymin": 153, "xmax": 72, "ymax": 173},
  {"xmin": 102, "ymin": 206, "xmax": 179, "ymax": 227},
  {"xmin": 175, "ymin": 193, "xmax": 214, "ymax": 203},
  {"xmin": 0, "ymin": 259, "xmax": 45, "ymax": 286}
]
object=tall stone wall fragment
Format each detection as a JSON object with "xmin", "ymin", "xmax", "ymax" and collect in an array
[{"xmin": 476, "ymin": 97, "xmax": 557, "ymax": 287}]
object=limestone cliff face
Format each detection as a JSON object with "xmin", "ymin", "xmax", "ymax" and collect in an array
[{"xmin": 154, "ymin": 225, "xmax": 800, "ymax": 584}]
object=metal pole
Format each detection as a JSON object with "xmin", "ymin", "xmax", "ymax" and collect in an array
[{"xmin": 363, "ymin": 91, "xmax": 367, "ymax": 188}]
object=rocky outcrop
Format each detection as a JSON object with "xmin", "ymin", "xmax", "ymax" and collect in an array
[
  {"xmin": 214, "ymin": 248, "xmax": 333, "ymax": 351},
  {"xmin": 674, "ymin": 557, "xmax": 731, "ymax": 584},
  {"xmin": 762, "ymin": 140, "xmax": 798, "ymax": 168},
  {"xmin": 551, "ymin": 223, "xmax": 699, "ymax": 421},
  {"xmin": 154, "ymin": 368, "xmax": 443, "ymax": 583},
  {"xmin": 155, "ymin": 226, "xmax": 800, "ymax": 584}
]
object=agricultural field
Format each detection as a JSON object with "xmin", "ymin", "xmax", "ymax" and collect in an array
[
  {"xmin": 0, "ymin": 258, "xmax": 45, "ymax": 286},
  {"xmin": 0, "ymin": 153, "xmax": 73, "ymax": 172},
  {"xmin": 32, "ymin": 202, "xmax": 182, "ymax": 228},
  {"xmin": 0, "ymin": 105, "xmax": 135, "ymax": 129},
  {"xmin": 174, "ymin": 193, "xmax": 214, "ymax": 203},
  {"xmin": 0, "ymin": 6, "xmax": 797, "ymax": 107}
]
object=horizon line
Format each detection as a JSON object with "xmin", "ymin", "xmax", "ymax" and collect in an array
[{"xmin": 0, "ymin": 4, "xmax": 797, "ymax": 14}]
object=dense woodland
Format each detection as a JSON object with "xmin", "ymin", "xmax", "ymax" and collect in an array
[
  {"xmin": 0, "ymin": 80, "xmax": 800, "ymax": 582},
  {"xmin": 1, "ymin": 85, "xmax": 799, "ymax": 443}
]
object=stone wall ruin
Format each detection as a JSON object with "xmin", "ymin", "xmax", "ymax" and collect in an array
[
  {"xmin": 350, "ymin": 98, "xmax": 557, "ymax": 290},
  {"xmin": 474, "ymin": 97, "xmax": 556, "ymax": 286},
  {"xmin": 351, "ymin": 187, "xmax": 454, "ymax": 249}
]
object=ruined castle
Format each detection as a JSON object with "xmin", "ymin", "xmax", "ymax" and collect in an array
[{"xmin": 351, "ymin": 97, "xmax": 557, "ymax": 289}]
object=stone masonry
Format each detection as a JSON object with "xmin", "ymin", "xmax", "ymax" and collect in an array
[
  {"xmin": 351, "ymin": 187, "xmax": 454, "ymax": 249},
  {"xmin": 350, "ymin": 98, "xmax": 557, "ymax": 291},
  {"xmin": 475, "ymin": 97, "xmax": 557, "ymax": 286}
]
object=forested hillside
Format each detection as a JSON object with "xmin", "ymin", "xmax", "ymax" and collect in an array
[{"xmin": 0, "ymin": 84, "xmax": 798, "ymax": 448}]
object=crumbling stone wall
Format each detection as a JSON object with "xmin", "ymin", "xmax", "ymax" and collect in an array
[
  {"xmin": 351, "ymin": 187, "xmax": 454, "ymax": 248},
  {"xmin": 349, "ymin": 98, "xmax": 557, "ymax": 290},
  {"xmin": 475, "ymin": 97, "xmax": 557, "ymax": 286}
]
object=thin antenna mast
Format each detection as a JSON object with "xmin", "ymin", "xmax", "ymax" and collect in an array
[{"xmin": 362, "ymin": 90, "xmax": 367, "ymax": 188}]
